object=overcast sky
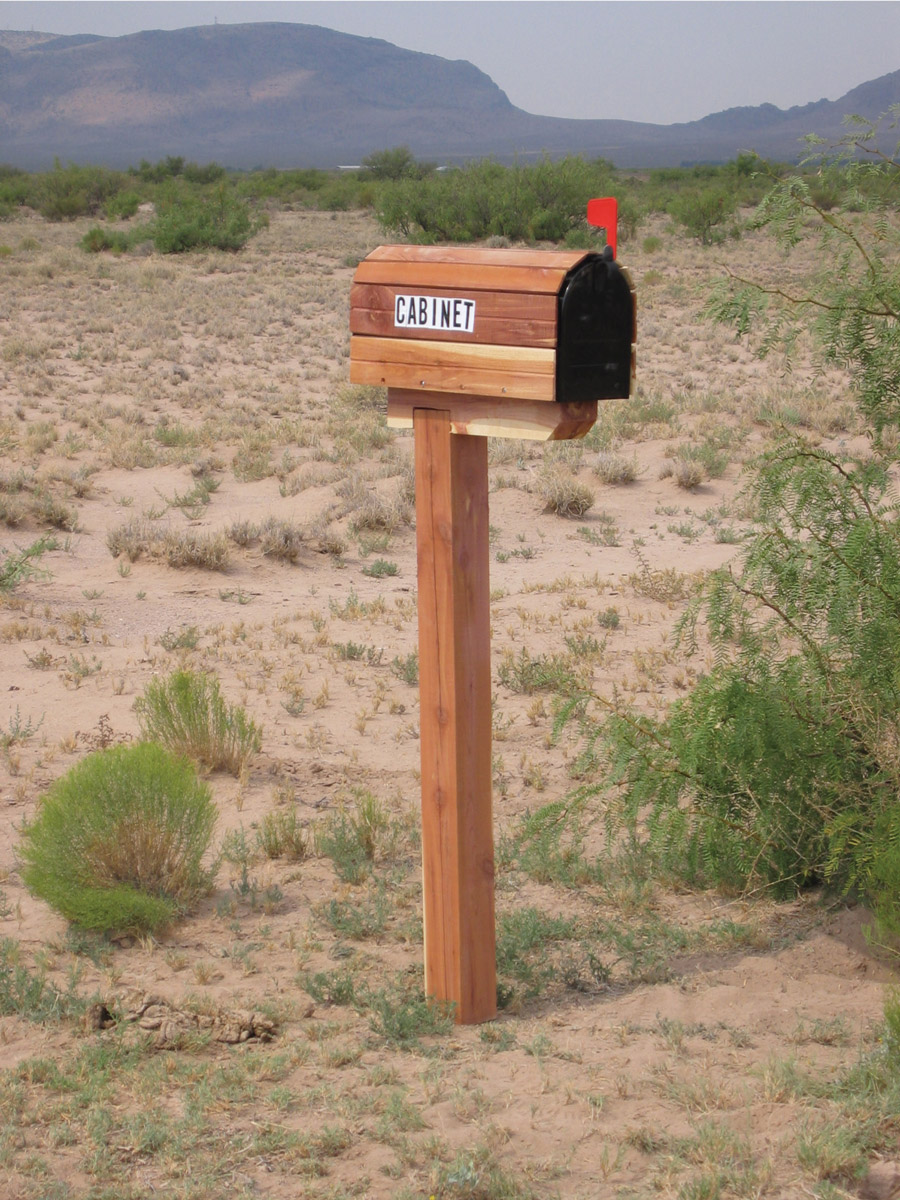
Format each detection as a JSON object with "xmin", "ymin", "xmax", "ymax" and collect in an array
[{"xmin": 1, "ymin": 1, "xmax": 898, "ymax": 125}]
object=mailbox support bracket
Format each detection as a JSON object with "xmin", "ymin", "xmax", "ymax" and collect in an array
[
  {"xmin": 412, "ymin": 400, "xmax": 497, "ymax": 1024},
  {"xmin": 389, "ymin": 390, "xmax": 597, "ymax": 442}
]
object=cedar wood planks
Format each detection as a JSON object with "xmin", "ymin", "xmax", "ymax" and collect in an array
[
  {"xmin": 387, "ymin": 391, "xmax": 598, "ymax": 441},
  {"xmin": 350, "ymin": 284, "xmax": 558, "ymax": 348},
  {"xmin": 349, "ymin": 246, "xmax": 589, "ymax": 403}
]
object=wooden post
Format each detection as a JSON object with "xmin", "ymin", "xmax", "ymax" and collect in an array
[{"xmin": 414, "ymin": 406, "xmax": 496, "ymax": 1024}]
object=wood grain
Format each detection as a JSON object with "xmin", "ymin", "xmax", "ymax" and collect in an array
[
  {"xmin": 388, "ymin": 390, "xmax": 598, "ymax": 441},
  {"xmin": 415, "ymin": 408, "xmax": 496, "ymax": 1024},
  {"xmin": 352, "ymin": 359, "xmax": 555, "ymax": 403},
  {"xmin": 364, "ymin": 244, "xmax": 588, "ymax": 271},
  {"xmin": 352, "ymin": 336, "xmax": 554, "ymax": 372},
  {"xmin": 354, "ymin": 258, "xmax": 571, "ymax": 294},
  {"xmin": 350, "ymin": 335, "xmax": 557, "ymax": 402},
  {"xmin": 350, "ymin": 283, "xmax": 558, "ymax": 348}
]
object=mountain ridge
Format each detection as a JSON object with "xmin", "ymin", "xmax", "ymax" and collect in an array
[{"xmin": 0, "ymin": 22, "xmax": 897, "ymax": 169}]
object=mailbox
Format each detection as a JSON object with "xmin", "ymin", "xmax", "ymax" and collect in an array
[
  {"xmin": 346, "ymin": 235, "xmax": 637, "ymax": 1023},
  {"xmin": 349, "ymin": 245, "xmax": 635, "ymax": 410}
]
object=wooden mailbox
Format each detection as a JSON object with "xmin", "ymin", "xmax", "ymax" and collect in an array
[
  {"xmin": 348, "ymin": 243, "xmax": 634, "ymax": 1023},
  {"xmin": 350, "ymin": 244, "xmax": 635, "ymax": 441}
]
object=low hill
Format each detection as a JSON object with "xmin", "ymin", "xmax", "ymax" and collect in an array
[{"xmin": 0, "ymin": 22, "xmax": 897, "ymax": 169}]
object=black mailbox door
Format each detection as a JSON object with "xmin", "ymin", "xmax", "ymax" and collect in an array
[{"xmin": 556, "ymin": 252, "xmax": 634, "ymax": 404}]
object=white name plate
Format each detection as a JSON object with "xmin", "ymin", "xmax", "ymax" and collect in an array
[{"xmin": 394, "ymin": 294, "xmax": 476, "ymax": 333}]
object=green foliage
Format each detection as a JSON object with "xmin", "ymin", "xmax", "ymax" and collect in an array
[
  {"xmin": 0, "ymin": 535, "xmax": 53, "ymax": 591},
  {"xmin": 18, "ymin": 743, "xmax": 217, "ymax": 935},
  {"xmin": 496, "ymin": 907, "xmax": 577, "ymax": 997},
  {"xmin": 316, "ymin": 789, "xmax": 391, "ymax": 884},
  {"xmin": 390, "ymin": 650, "xmax": 419, "ymax": 685},
  {"xmin": 705, "ymin": 117, "xmax": 900, "ymax": 436},
  {"xmin": 0, "ymin": 151, "xmax": 779, "ymax": 246},
  {"xmin": 35, "ymin": 160, "xmax": 128, "ymax": 220},
  {"xmin": 500, "ymin": 801, "xmax": 603, "ymax": 886},
  {"xmin": 150, "ymin": 184, "xmax": 265, "ymax": 253},
  {"xmin": 590, "ymin": 439, "xmax": 900, "ymax": 899},
  {"xmin": 0, "ymin": 939, "xmax": 84, "ymax": 1022},
  {"xmin": 375, "ymin": 154, "xmax": 619, "ymax": 244},
  {"xmin": 81, "ymin": 227, "xmax": 132, "ymax": 254},
  {"xmin": 301, "ymin": 967, "xmax": 454, "ymax": 1047},
  {"xmin": 364, "ymin": 981, "xmax": 454, "ymax": 1046},
  {"xmin": 134, "ymin": 669, "xmax": 262, "ymax": 776},
  {"xmin": 361, "ymin": 557, "xmax": 398, "ymax": 578},
  {"xmin": 668, "ymin": 186, "xmax": 737, "ymax": 244},
  {"xmin": 571, "ymin": 113, "xmax": 900, "ymax": 923},
  {"xmin": 497, "ymin": 647, "xmax": 579, "ymax": 694},
  {"xmin": 104, "ymin": 189, "xmax": 141, "ymax": 219},
  {"xmin": 360, "ymin": 145, "xmax": 434, "ymax": 181}
]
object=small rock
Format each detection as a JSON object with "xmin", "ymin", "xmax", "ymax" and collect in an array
[{"xmin": 860, "ymin": 1162, "xmax": 900, "ymax": 1200}]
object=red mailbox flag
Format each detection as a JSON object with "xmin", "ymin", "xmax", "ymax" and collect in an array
[{"xmin": 587, "ymin": 197, "xmax": 618, "ymax": 259}]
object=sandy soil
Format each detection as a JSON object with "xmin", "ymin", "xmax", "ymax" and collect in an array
[{"xmin": 0, "ymin": 207, "xmax": 894, "ymax": 1200}]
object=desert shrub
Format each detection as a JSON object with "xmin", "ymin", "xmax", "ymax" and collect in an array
[
  {"xmin": 150, "ymin": 185, "xmax": 265, "ymax": 253},
  {"xmin": 18, "ymin": 743, "xmax": 217, "ymax": 935},
  {"xmin": 533, "ymin": 465, "xmax": 594, "ymax": 516},
  {"xmin": 135, "ymin": 669, "xmax": 262, "ymax": 776},
  {"xmin": 259, "ymin": 517, "xmax": 306, "ymax": 563},
  {"xmin": 107, "ymin": 516, "xmax": 159, "ymax": 561},
  {"xmin": 570, "ymin": 115, "xmax": 900, "ymax": 926},
  {"xmin": 668, "ymin": 187, "xmax": 737, "ymax": 244},
  {"xmin": 375, "ymin": 154, "xmax": 618, "ymax": 244},
  {"xmin": 104, "ymin": 189, "xmax": 141, "ymax": 219},
  {"xmin": 256, "ymin": 809, "xmax": 309, "ymax": 861},
  {"xmin": 316, "ymin": 790, "xmax": 391, "ymax": 884},
  {"xmin": 80, "ymin": 227, "xmax": 132, "ymax": 254},
  {"xmin": 594, "ymin": 450, "xmax": 640, "ymax": 484},
  {"xmin": 162, "ymin": 529, "xmax": 230, "ymax": 570},
  {"xmin": 497, "ymin": 647, "xmax": 579, "ymax": 695},
  {"xmin": 35, "ymin": 161, "xmax": 127, "ymax": 220},
  {"xmin": 659, "ymin": 441, "xmax": 730, "ymax": 489},
  {"xmin": 360, "ymin": 145, "xmax": 434, "ymax": 181},
  {"xmin": 587, "ymin": 438, "xmax": 900, "ymax": 904}
]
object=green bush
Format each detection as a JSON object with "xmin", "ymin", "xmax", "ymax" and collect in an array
[
  {"xmin": 668, "ymin": 186, "xmax": 737, "ymax": 244},
  {"xmin": 104, "ymin": 190, "xmax": 141, "ymax": 219},
  {"xmin": 150, "ymin": 185, "xmax": 265, "ymax": 252},
  {"xmin": 18, "ymin": 743, "xmax": 217, "ymax": 935},
  {"xmin": 375, "ymin": 155, "xmax": 620, "ymax": 244},
  {"xmin": 135, "ymin": 669, "xmax": 262, "ymax": 776},
  {"xmin": 35, "ymin": 161, "xmax": 127, "ymax": 220},
  {"xmin": 80, "ymin": 227, "xmax": 132, "ymax": 254},
  {"xmin": 360, "ymin": 145, "xmax": 434, "ymax": 181},
  {"xmin": 570, "ymin": 114, "xmax": 900, "ymax": 927}
]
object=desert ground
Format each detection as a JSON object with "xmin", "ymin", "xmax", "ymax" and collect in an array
[{"xmin": 0, "ymin": 206, "xmax": 894, "ymax": 1200}]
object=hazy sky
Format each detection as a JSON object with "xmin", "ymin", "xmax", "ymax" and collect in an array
[{"xmin": 1, "ymin": 1, "xmax": 898, "ymax": 125}]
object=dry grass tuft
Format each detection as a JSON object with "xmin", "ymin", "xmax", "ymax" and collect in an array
[{"xmin": 533, "ymin": 465, "xmax": 595, "ymax": 517}]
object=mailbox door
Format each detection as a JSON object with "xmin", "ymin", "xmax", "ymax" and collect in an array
[{"xmin": 556, "ymin": 254, "xmax": 635, "ymax": 403}]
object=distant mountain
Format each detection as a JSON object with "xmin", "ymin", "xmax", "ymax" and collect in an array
[{"xmin": 0, "ymin": 22, "xmax": 897, "ymax": 170}]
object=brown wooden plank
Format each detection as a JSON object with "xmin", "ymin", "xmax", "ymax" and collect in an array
[
  {"xmin": 351, "ymin": 335, "xmax": 554, "ymax": 373},
  {"xmin": 365, "ymin": 244, "xmax": 587, "ymax": 271},
  {"xmin": 351, "ymin": 356, "xmax": 556, "ymax": 403},
  {"xmin": 414, "ymin": 408, "xmax": 496, "ymax": 1023},
  {"xmin": 351, "ymin": 307, "xmax": 557, "ymax": 348},
  {"xmin": 354, "ymin": 258, "xmax": 571, "ymax": 294},
  {"xmin": 350, "ymin": 283, "xmax": 558, "ymax": 347},
  {"xmin": 350, "ymin": 282, "xmax": 558, "ymax": 322},
  {"xmin": 389, "ymin": 391, "xmax": 597, "ymax": 441}
]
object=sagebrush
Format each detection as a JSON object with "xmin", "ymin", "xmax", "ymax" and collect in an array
[{"xmin": 18, "ymin": 742, "xmax": 217, "ymax": 934}]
